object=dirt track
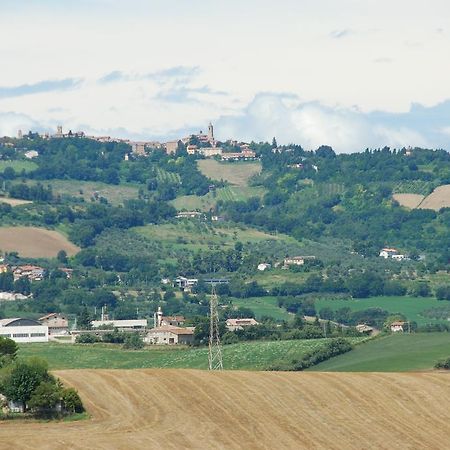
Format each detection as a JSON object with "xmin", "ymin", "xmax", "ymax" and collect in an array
[{"xmin": 2, "ymin": 369, "xmax": 450, "ymax": 449}]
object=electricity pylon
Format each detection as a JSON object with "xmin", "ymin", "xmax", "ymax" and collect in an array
[{"xmin": 208, "ymin": 284, "xmax": 223, "ymax": 370}]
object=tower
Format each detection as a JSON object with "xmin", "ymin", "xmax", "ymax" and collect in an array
[
  {"xmin": 207, "ymin": 122, "xmax": 214, "ymax": 142},
  {"xmin": 208, "ymin": 284, "xmax": 223, "ymax": 370},
  {"xmin": 153, "ymin": 306, "xmax": 163, "ymax": 328},
  {"xmin": 56, "ymin": 125, "xmax": 63, "ymax": 136},
  {"xmin": 17, "ymin": 129, "xmax": 23, "ymax": 139}
]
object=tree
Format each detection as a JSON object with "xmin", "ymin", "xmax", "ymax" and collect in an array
[
  {"xmin": 13, "ymin": 277, "xmax": 31, "ymax": 295},
  {"xmin": 77, "ymin": 306, "xmax": 92, "ymax": 330},
  {"xmin": 57, "ymin": 250, "xmax": 68, "ymax": 264},
  {"xmin": 0, "ymin": 336, "xmax": 18, "ymax": 368},
  {"xmin": 2, "ymin": 359, "xmax": 50, "ymax": 412},
  {"xmin": 28, "ymin": 381, "xmax": 61, "ymax": 414}
]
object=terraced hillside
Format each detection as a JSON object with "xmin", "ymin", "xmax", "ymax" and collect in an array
[{"xmin": 4, "ymin": 369, "xmax": 450, "ymax": 449}]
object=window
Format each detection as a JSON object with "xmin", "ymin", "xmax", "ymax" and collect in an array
[
  {"xmin": 13, "ymin": 333, "xmax": 29, "ymax": 338},
  {"xmin": 30, "ymin": 333, "xmax": 46, "ymax": 337}
]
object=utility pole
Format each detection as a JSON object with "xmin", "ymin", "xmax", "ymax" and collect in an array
[{"xmin": 208, "ymin": 284, "xmax": 223, "ymax": 370}]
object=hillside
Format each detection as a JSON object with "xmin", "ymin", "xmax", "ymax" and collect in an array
[
  {"xmin": 3, "ymin": 369, "xmax": 450, "ymax": 449},
  {"xmin": 309, "ymin": 333, "xmax": 450, "ymax": 372}
]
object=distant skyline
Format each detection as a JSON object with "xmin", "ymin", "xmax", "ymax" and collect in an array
[{"xmin": 1, "ymin": 0, "xmax": 450, "ymax": 152}]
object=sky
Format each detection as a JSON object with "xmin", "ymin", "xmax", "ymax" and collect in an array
[{"xmin": 1, "ymin": 0, "xmax": 450, "ymax": 152}]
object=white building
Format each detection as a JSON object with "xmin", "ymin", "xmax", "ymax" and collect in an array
[
  {"xmin": 174, "ymin": 276, "xmax": 198, "ymax": 290},
  {"xmin": 257, "ymin": 263, "xmax": 271, "ymax": 271},
  {"xmin": 390, "ymin": 321, "xmax": 405, "ymax": 332},
  {"xmin": 0, "ymin": 318, "xmax": 48, "ymax": 343},
  {"xmin": 379, "ymin": 248, "xmax": 399, "ymax": 259},
  {"xmin": 90, "ymin": 319, "xmax": 147, "ymax": 331}
]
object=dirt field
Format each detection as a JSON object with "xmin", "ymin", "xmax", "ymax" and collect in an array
[
  {"xmin": 418, "ymin": 184, "xmax": 450, "ymax": 211},
  {"xmin": 198, "ymin": 159, "xmax": 261, "ymax": 186},
  {"xmin": 392, "ymin": 193, "xmax": 424, "ymax": 209},
  {"xmin": 3, "ymin": 369, "xmax": 450, "ymax": 449},
  {"xmin": 0, "ymin": 227, "xmax": 79, "ymax": 257},
  {"xmin": 0, "ymin": 198, "xmax": 32, "ymax": 207}
]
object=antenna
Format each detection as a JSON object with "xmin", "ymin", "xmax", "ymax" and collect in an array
[{"xmin": 208, "ymin": 284, "xmax": 223, "ymax": 370}]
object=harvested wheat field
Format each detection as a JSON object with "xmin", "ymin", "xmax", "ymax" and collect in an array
[
  {"xmin": 4, "ymin": 369, "xmax": 450, "ymax": 450},
  {"xmin": 198, "ymin": 159, "xmax": 261, "ymax": 186},
  {"xmin": 418, "ymin": 184, "xmax": 450, "ymax": 211},
  {"xmin": 0, "ymin": 226, "xmax": 79, "ymax": 258},
  {"xmin": 392, "ymin": 193, "xmax": 425, "ymax": 209}
]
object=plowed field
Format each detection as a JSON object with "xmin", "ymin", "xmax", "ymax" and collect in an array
[{"xmin": 3, "ymin": 369, "xmax": 450, "ymax": 449}]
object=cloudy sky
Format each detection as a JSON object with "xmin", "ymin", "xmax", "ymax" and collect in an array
[{"xmin": 1, "ymin": 0, "xmax": 450, "ymax": 152}]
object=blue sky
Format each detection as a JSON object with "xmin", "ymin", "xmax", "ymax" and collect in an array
[{"xmin": 1, "ymin": 0, "xmax": 450, "ymax": 152}]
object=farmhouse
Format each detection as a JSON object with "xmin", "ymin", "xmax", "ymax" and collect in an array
[
  {"xmin": 145, "ymin": 325, "xmax": 195, "ymax": 345},
  {"xmin": 0, "ymin": 264, "xmax": 8, "ymax": 273},
  {"xmin": 201, "ymin": 147, "xmax": 223, "ymax": 158},
  {"xmin": 91, "ymin": 319, "xmax": 148, "ymax": 331},
  {"xmin": 0, "ymin": 318, "xmax": 48, "ymax": 343},
  {"xmin": 38, "ymin": 313, "xmax": 69, "ymax": 335},
  {"xmin": 221, "ymin": 150, "xmax": 256, "ymax": 161},
  {"xmin": 257, "ymin": 263, "xmax": 271, "ymax": 271},
  {"xmin": 226, "ymin": 318, "xmax": 259, "ymax": 332},
  {"xmin": 379, "ymin": 248, "xmax": 399, "ymax": 259},
  {"xmin": 390, "ymin": 321, "xmax": 406, "ymax": 332},
  {"xmin": 0, "ymin": 292, "xmax": 28, "ymax": 301},
  {"xmin": 174, "ymin": 276, "xmax": 198, "ymax": 290},
  {"xmin": 356, "ymin": 324, "xmax": 374, "ymax": 335},
  {"xmin": 283, "ymin": 256, "xmax": 315, "ymax": 267}
]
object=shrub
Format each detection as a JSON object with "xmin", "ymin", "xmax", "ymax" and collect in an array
[
  {"xmin": 435, "ymin": 357, "xmax": 450, "ymax": 370},
  {"xmin": 61, "ymin": 387, "xmax": 84, "ymax": 413},
  {"xmin": 123, "ymin": 332, "xmax": 144, "ymax": 350},
  {"xmin": 75, "ymin": 334, "xmax": 100, "ymax": 344}
]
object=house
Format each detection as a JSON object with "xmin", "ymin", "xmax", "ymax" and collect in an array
[
  {"xmin": 201, "ymin": 147, "xmax": 223, "ymax": 158},
  {"xmin": 38, "ymin": 313, "xmax": 69, "ymax": 336},
  {"xmin": 257, "ymin": 263, "xmax": 271, "ymax": 271},
  {"xmin": 226, "ymin": 318, "xmax": 259, "ymax": 332},
  {"xmin": 0, "ymin": 264, "xmax": 9, "ymax": 273},
  {"xmin": 24, "ymin": 150, "xmax": 39, "ymax": 159},
  {"xmin": 0, "ymin": 318, "xmax": 48, "ymax": 343},
  {"xmin": 0, "ymin": 292, "xmax": 29, "ymax": 301},
  {"xmin": 390, "ymin": 321, "xmax": 405, "ymax": 332},
  {"xmin": 164, "ymin": 141, "xmax": 179, "ymax": 154},
  {"xmin": 186, "ymin": 144, "xmax": 198, "ymax": 155},
  {"xmin": 379, "ymin": 248, "xmax": 399, "ymax": 259},
  {"xmin": 283, "ymin": 256, "xmax": 315, "ymax": 267},
  {"xmin": 392, "ymin": 254, "xmax": 407, "ymax": 261},
  {"xmin": 176, "ymin": 211, "xmax": 203, "ymax": 219},
  {"xmin": 59, "ymin": 268, "xmax": 74, "ymax": 279},
  {"xmin": 90, "ymin": 319, "xmax": 148, "ymax": 331},
  {"xmin": 356, "ymin": 324, "xmax": 374, "ymax": 335},
  {"xmin": 12, "ymin": 265, "xmax": 45, "ymax": 282},
  {"xmin": 144, "ymin": 325, "xmax": 195, "ymax": 345},
  {"xmin": 174, "ymin": 276, "xmax": 198, "ymax": 290},
  {"xmin": 221, "ymin": 150, "xmax": 256, "ymax": 161}
]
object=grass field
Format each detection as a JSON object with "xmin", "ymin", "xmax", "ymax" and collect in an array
[
  {"xmin": 18, "ymin": 339, "xmax": 344, "ymax": 370},
  {"xmin": 198, "ymin": 159, "xmax": 261, "ymax": 186},
  {"xmin": 0, "ymin": 226, "xmax": 79, "ymax": 257},
  {"xmin": 0, "ymin": 160, "xmax": 38, "ymax": 173},
  {"xmin": 171, "ymin": 185, "xmax": 266, "ymax": 211},
  {"xmin": 24, "ymin": 179, "xmax": 140, "ymax": 205},
  {"xmin": 310, "ymin": 333, "xmax": 450, "ymax": 372},
  {"xmin": 231, "ymin": 296, "xmax": 292, "ymax": 320},
  {"xmin": 5, "ymin": 369, "xmax": 450, "ymax": 449},
  {"xmin": 315, "ymin": 295, "xmax": 447, "ymax": 325},
  {"xmin": 134, "ymin": 222, "xmax": 287, "ymax": 252}
]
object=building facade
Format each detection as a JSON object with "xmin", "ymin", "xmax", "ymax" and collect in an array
[{"xmin": 0, "ymin": 318, "xmax": 48, "ymax": 343}]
